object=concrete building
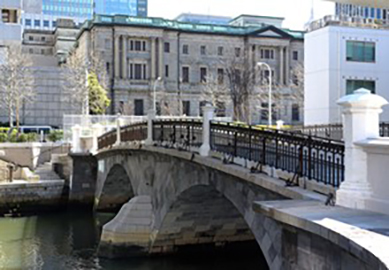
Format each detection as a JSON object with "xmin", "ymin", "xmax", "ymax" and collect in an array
[
  {"xmin": 0, "ymin": 0, "xmax": 23, "ymax": 61},
  {"xmin": 22, "ymin": 19, "xmax": 79, "ymax": 64},
  {"xmin": 305, "ymin": 15, "xmax": 389, "ymax": 125},
  {"xmin": 75, "ymin": 14, "xmax": 304, "ymax": 124}
]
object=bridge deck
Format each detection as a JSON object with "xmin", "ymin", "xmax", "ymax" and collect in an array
[{"xmin": 254, "ymin": 200, "xmax": 389, "ymax": 269}]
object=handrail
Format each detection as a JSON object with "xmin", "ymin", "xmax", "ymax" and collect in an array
[{"xmin": 97, "ymin": 119, "xmax": 345, "ymax": 188}]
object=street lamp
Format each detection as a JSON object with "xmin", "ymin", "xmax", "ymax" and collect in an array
[
  {"xmin": 257, "ymin": 62, "xmax": 272, "ymax": 127},
  {"xmin": 153, "ymin": 77, "xmax": 162, "ymax": 112}
]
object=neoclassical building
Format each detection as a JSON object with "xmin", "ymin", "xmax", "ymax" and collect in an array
[{"xmin": 73, "ymin": 14, "xmax": 305, "ymax": 123}]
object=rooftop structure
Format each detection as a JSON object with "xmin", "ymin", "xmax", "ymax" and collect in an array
[
  {"xmin": 229, "ymin": 14, "xmax": 285, "ymax": 28},
  {"xmin": 175, "ymin": 13, "xmax": 232, "ymax": 25}
]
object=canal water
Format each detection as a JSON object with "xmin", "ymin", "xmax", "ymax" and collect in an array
[{"xmin": 0, "ymin": 211, "xmax": 267, "ymax": 270}]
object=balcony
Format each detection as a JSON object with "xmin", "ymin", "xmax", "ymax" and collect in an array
[{"xmin": 306, "ymin": 15, "xmax": 389, "ymax": 32}]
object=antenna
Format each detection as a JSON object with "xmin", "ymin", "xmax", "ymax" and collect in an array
[{"xmin": 309, "ymin": 0, "xmax": 315, "ymax": 22}]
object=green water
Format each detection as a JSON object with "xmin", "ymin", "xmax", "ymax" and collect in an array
[{"xmin": 0, "ymin": 211, "xmax": 266, "ymax": 270}]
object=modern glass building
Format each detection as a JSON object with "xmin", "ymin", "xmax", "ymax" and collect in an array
[
  {"xmin": 42, "ymin": 0, "xmax": 93, "ymax": 19},
  {"xmin": 335, "ymin": 3, "xmax": 389, "ymax": 20},
  {"xmin": 22, "ymin": 0, "xmax": 148, "ymax": 30},
  {"xmin": 94, "ymin": 0, "xmax": 147, "ymax": 17}
]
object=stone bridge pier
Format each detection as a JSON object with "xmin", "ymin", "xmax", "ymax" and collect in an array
[{"xmin": 94, "ymin": 147, "xmax": 386, "ymax": 270}]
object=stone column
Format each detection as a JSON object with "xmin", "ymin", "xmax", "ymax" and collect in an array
[
  {"xmin": 285, "ymin": 47, "xmax": 290, "ymax": 85},
  {"xmin": 199, "ymin": 104, "xmax": 214, "ymax": 157},
  {"xmin": 92, "ymin": 123, "xmax": 104, "ymax": 154},
  {"xmin": 336, "ymin": 88, "xmax": 388, "ymax": 210},
  {"xmin": 145, "ymin": 109, "xmax": 156, "ymax": 146},
  {"xmin": 151, "ymin": 38, "xmax": 156, "ymax": 80},
  {"xmin": 115, "ymin": 114, "xmax": 121, "ymax": 146},
  {"xmin": 279, "ymin": 47, "xmax": 284, "ymax": 85},
  {"xmin": 158, "ymin": 38, "xmax": 164, "ymax": 79},
  {"xmin": 71, "ymin": 124, "xmax": 82, "ymax": 153},
  {"xmin": 122, "ymin": 36, "xmax": 127, "ymax": 79},
  {"xmin": 114, "ymin": 36, "xmax": 120, "ymax": 78}
]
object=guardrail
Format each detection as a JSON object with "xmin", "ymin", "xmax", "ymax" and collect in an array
[
  {"xmin": 291, "ymin": 122, "xmax": 389, "ymax": 141},
  {"xmin": 97, "ymin": 119, "xmax": 345, "ymax": 188}
]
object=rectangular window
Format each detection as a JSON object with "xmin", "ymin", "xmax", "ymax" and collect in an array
[
  {"xmin": 135, "ymin": 41, "xmax": 141, "ymax": 51},
  {"xmin": 200, "ymin": 67, "xmax": 207, "ymax": 83},
  {"xmin": 41, "ymin": 36, "xmax": 46, "ymax": 41},
  {"xmin": 235, "ymin": 47, "xmax": 241, "ymax": 57},
  {"xmin": 34, "ymin": 19, "xmax": 40, "ymax": 27},
  {"xmin": 43, "ymin": 20, "xmax": 49, "ymax": 27},
  {"xmin": 183, "ymin": 44, "xmax": 189, "ymax": 54},
  {"xmin": 130, "ymin": 63, "xmax": 133, "ymax": 79},
  {"xmin": 143, "ymin": 64, "xmax": 146, "ymax": 80},
  {"xmin": 346, "ymin": 41, "xmax": 375, "ymax": 62},
  {"xmin": 29, "ymin": 36, "xmax": 33, "ymax": 41},
  {"xmin": 52, "ymin": 21, "xmax": 56, "ymax": 27},
  {"xmin": 293, "ymin": 51, "xmax": 298, "ymax": 61},
  {"xmin": 134, "ymin": 64, "xmax": 142, "ymax": 80},
  {"xmin": 261, "ymin": 103, "xmax": 277, "ymax": 121},
  {"xmin": 218, "ymin": 46, "xmax": 223, "ymax": 56},
  {"xmin": 165, "ymin": 65, "xmax": 169, "ymax": 77},
  {"xmin": 182, "ymin": 67, "xmax": 189, "ymax": 83},
  {"xmin": 183, "ymin": 101, "xmax": 190, "ymax": 116},
  {"xmin": 260, "ymin": 49, "xmax": 274, "ymax": 59},
  {"xmin": 134, "ymin": 99, "xmax": 144, "ymax": 116},
  {"xmin": 142, "ymin": 41, "xmax": 146, "ymax": 51},
  {"xmin": 346, "ymin": 80, "xmax": 375, "ymax": 95},
  {"xmin": 201, "ymin": 45, "xmax": 206, "ymax": 55},
  {"xmin": 25, "ymin": 19, "xmax": 32, "ymax": 26},
  {"xmin": 217, "ymin": 68, "xmax": 224, "ymax": 84},
  {"xmin": 164, "ymin": 42, "xmax": 170, "ymax": 53},
  {"xmin": 130, "ymin": 40, "xmax": 134, "ymax": 51},
  {"xmin": 292, "ymin": 104, "xmax": 300, "ymax": 121}
]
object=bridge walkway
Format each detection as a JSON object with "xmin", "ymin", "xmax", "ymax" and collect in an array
[{"xmin": 255, "ymin": 200, "xmax": 389, "ymax": 269}]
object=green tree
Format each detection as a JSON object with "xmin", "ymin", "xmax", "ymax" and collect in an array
[{"xmin": 88, "ymin": 72, "xmax": 110, "ymax": 115}]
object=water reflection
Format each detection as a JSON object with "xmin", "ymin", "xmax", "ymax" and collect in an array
[{"xmin": 0, "ymin": 212, "xmax": 264, "ymax": 270}]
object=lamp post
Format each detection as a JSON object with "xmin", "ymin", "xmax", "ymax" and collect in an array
[
  {"xmin": 153, "ymin": 77, "xmax": 162, "ymax": 112},
  {"xmin": 257, "ymin": 62, "xmax": 272, "ymax": 127}
]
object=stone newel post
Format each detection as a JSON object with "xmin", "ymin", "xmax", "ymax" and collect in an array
[
  {"xmin": 145, "ymin": 109, "xmax": 156, "ymax": 146},
  {"xmin": 199, "ymin": 104, "xmax": 214, "ymax": 157},
  {"xmin": 92, "ymin": 123, "xmax": 104, "ymax": 153},
  {"xmin": 336, "ymin": 88, "xmax": 388, "ymax": 209},
  {"xmin": 71, "ymin": 124, "xmax": 81, "ymax": 153},
  {"xmin": 114, "ymin": 113, "xmax": 121, "ymax": 146}
]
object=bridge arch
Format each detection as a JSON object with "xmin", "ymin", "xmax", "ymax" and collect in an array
[
  {"xmin": 97, "ymin": 149, "xmax": 286, "ymax": 269},
  {"xmin": 95, "ymin": 163, "xmax": 134, "ymax": 212}
]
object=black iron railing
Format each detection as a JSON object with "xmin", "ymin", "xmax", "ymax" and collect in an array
[
  {"xmin": 292, "ymin": 122, "xmax": 389, "ymax": 140},
  {"xmin": 210, "ymin": 122, "xmax": 345, "ymax": 187},
  {"xmin": 98, "ymin": 119, "xmax": 345, "ymax": 188},
  {"xmin": 152, "ymin": 119, "xmax": 203, "ymax": 148},
  {"xmin": 97, "ymin": 121, "xmax": 147, "ymax": 149}
]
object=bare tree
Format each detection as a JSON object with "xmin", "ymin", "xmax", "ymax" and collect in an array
[
  {"xmin": 0, "ymin": 46, "xmax": 35, "ymax": 129},
  {"xmin": 62, "ymin": 52, "xmax": 108, "ymax": 115},
  {"xmin": 201, "ymin": 73, "xmax": 229, "ymax": 115}
]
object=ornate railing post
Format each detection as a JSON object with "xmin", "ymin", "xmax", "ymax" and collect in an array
[
  {"xmin": 336, "ymin": 89, "xmax": 388, "ymax": 210},
  {"xmin": 145, "ymin": 110, "xmax": 156, "ymax": 146},
  {"xmin": 199, "ymin": 104, "xmax": 214, "ymax": 157},
  {"xmin": 71, "ymin": 124, "xmax": 81, "ymax": 153}
]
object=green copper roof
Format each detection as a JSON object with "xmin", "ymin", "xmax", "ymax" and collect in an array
[{"xmin": 81, "ymin": 14, "xmax": 304, "ymax": 39}]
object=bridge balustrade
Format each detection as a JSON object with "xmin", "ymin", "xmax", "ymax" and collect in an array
[
  {"xmin": 152, "ymin": 119, "xmax": 203, "ymax": 148},
  {"xmin": 97, "ymin": 119, "xmax": 345, "ymax": 188},
  {"xmin": 210, "ymin": 121, "xmax": 345, "ymax": 188},
  {"xmin": 292, "ymin": 122, "xmax": 389, "ymax": 140}
]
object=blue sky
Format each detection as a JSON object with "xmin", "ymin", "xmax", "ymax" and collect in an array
[{"xmin": 148, "ymin": 0, "xmax": 335, "ymax": 30}]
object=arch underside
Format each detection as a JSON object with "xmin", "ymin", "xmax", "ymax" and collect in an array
[
  {"xmin": 97, "ymin": 164, "xmax": 134, "ymax": 212},
  {"xmin": 152, "ymin": 185, "xmax": 256, "ymax": 252}
]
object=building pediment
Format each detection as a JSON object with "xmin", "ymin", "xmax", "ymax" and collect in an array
[{"xmin": 250, "ymin": 26, "xmax": 294, "ymax": 39}]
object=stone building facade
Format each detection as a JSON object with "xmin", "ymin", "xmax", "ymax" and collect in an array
[{"xmin": 75, "ymin": 15, "xmax": 305, "ymax": 124}]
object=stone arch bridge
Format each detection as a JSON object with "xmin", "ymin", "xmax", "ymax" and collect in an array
[{"xmin": 92, "ymin": 118, "xmax": 387, "ymax": 270}]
